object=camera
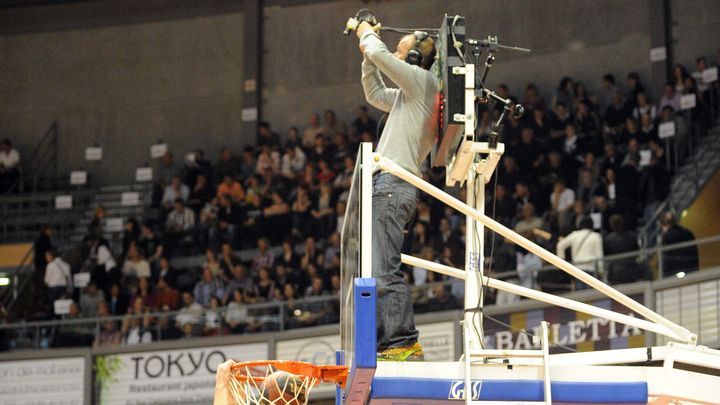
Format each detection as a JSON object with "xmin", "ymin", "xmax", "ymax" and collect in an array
[{"xmin": 343, "ymin": 9, "xmax": 378, "ymax": 35}]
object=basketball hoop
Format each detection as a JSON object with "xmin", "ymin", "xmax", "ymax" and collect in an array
[{"xmin": 214, "ymin": 360, "xmax": 348, "ymax": 405}]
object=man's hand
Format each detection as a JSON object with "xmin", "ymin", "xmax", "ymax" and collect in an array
[
  {"xmin": 355, "ymin": 21, "xmax": 374, "ymax": 38},
  {"xmin": 356, "ymin": 21, "xmax": 380, "ymax": 54}
]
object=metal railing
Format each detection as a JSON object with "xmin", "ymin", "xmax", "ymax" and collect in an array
[
  {"xmin": 0, "ymin": 294, "xmax": 340, "ymax": 351},
  {"xmin": 0, "ymin": 245, "xmax": 34, "ymax": 311},
  {"xmin": 3, "ymin": 122, "xmax": 59, "ymax": 195},
  {"xmin": 489, "ymin": 233, "xmax": 720, "ymax": 289}
]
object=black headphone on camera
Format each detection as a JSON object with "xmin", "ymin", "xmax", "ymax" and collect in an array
[{"xmin": 405, "ymin": 31, "xmax": 429, "ymax": 67}]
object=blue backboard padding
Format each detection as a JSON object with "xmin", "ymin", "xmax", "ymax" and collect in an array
[
  {"xmin": 354, "ymin": 278, "xmax": 377, "ymax": 369},
  {"xmin": 370, "ymin": 377, "xmax": 647, "ymax": 403}
]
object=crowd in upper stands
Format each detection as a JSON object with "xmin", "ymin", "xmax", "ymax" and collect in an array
[{"xmin": 7, "ymin": 48, "xmax": 716, "ymax": 349}]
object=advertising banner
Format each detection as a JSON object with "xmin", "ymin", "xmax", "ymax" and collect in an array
[
  {"xmin": 98, "ymin": 342, "xmax": 268, "ymax": 405},
  {"xmin": 482, "ymin": 295, "xmax": 646, "ymax": 352},
  {"xmin": 0, "ymin": 357, "xmax": 86, "ymax": 405}
]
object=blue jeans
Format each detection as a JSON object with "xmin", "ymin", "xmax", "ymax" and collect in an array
[{"xmin": 371, "ymin": 172, "xmax": 419, "ymax": 350}]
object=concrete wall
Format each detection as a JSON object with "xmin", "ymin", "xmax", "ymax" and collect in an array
[
  {"xmin": 0, "ymin": 0, "xmax": 718, "ymax": 186},
  {"xmin": 0, "ymin": 12, "xmax": 245, "ymax": 186},
  {"xmin": 672, "ymin": 0, "xmax": 720, "ymax": 68},
  {"xmin": 263, "ymin": 0, "xmax": 654, "ymax": 131}
]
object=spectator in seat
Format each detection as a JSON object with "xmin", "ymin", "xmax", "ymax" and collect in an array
[
  {"xmin": 263, "ymin": 191, "xmax": 291, "ymax": 244},
  {"xmin": 239, "ymin": 146, "xmax": 256, "ymax": 180},
  {"xmin": 425, "ymin": 284, "xmax": 460, "ymax": 312},
  {"xmin": 672, "ymin": 64, "xmax": 690, "ymax": 93},
  {"xmin": 193, "ymin": 267, "xmax": 225, "ymax": 307},
  {"xmin": 659, "ymin": 83, "xmax": 681, "ymax": 112},
  {"xmin": 281, "ymin": 144, "xmax": 307, "ymax": 180},
  {"xmin": 556, "ymin": 217, "xmax": 604, "ymax": 290},
  {"xmin": 291, "ymin": 186, "xmax": 313, "ymax": 237},
  {"xmin": 692, "ymin": 56, "xmax": 711, "ymax": 96},
  {"xmin": 219, "ymin": 243, "xmax": 241, "ymax": 281},
  {"xmin": 302, "ymin": 113, "xmax": 322, "ymax": 150},
  {"xmin": 275, "ymin": 239, "xmax": 300, "ymax": 272},
  {"xmin": 79, "ymin": 281, "xmax": 104, "ymax": 317},
  {"xmin": 188, "ymin": 174, "xmax": 214, "ymax": 214},
  {"xmin": 121, "ymin": 301, "xmax": 152, "ymax": 345},
  {"xmin": 165, "ymin": 198, "xmax": 195, "ymax": 255},
  {"xmin": 599, "ymin": 74, "xmax": 619, "ymax": 112},
  {"xmin": 550, "ymin": 178, "xmax": 576, "ymax": 228},
  {"xmin": 33, "ymin": 226, "xmax": 55, "ymax": 288},
  {"xmin": 551, "ymin": 77, "xmax": 575, "ymax": 112},
  {"xmin": 0, "ymin": 139, "xmax": 20, "ymax": 193},
  {"xmin": 435, "ymin": 218, "xmax": 462, "ymax": 258},
  {"xmin": 176, "ymin": 291, "xmax": 203, "ymax": 330},
  {"xmin": 94, "ymin": 301, "xmax": 122, "ymax": 347},
  {"xmin": 350, "ymin": 105, "xmax": 378, "ymax": 141},
  {"xmin": 603, "ymin": 91, "xmax": 630, "ymax": 139},
  {"xmin": 154, "ymin": 256, "xmax": 177, "ymax": 288},
  {"xmin": 162, "ymin": 175, "xmax": 190, "ymax": 211},
  {"xmin": 122, "ymin": 243, "xmax": 151, "ymax": 280},
  {"xmin": 223, "ymin": 264, "xmax": 254, "ymax": 304},
  {"xmin": 44, "ymin": 250, "xmax": 71, "ymax": 303},
  {"xmin": 154, "ymin": 151, "xmax": 180, "ymax": 207},
  {"xmin": 514, "ymin": 203, "xmax": 545, "ymax": 242},
  {"xmin": 632, "ymin": 91, "xmax": 657, "ymax": 121},
  {"xmin": 215, "ymin": 147, "xmax": 240, "ymax": 184},
  {"xmin": 225, "ymin": 288, "xmax": 248, "ymax": 333},
  {"xmin": 604, "ymin": 215, "xmax": 639, "ymax": 284},
  {"xmin": 624, "ymin": 72, "xmax": 645, "ymax": 109},
  {"xmin": 216, "ymin": 175, "xmax": 244, "ymax": 203},
  {"xmin": 522, "ymin": 83, "xmax": 547, "ymax": 113},
  {"xmin": 254, "ymin": 267, "xmax": 275, "ymax": 301},
  {"xmin": 157, "ymin": 305, "xmax": 182, "ymax": 340},
  {"xmin": 122, "ymin": 217, "xmax": 141, "ymax": 259},
  {"xmin": 211, "ymin": 194, "xmax": 239, "ymax": 249},
  {"xmin": 311, "ymin": 182, "xmax": 336, "ymax": 238},
  {"xmin": 155, "ymin": 277, "xmax": 180, "ymax": 310},
  {"xmin": 129, "ymin": 276, "xmax": 156, "ymax": 311},
  {"xmin": 285, "ymin": 126, "xmax": 301, "ymax": 149},
  {"xmin": 257, "ymin": 121, "xmax": 280, "ymax": 148},
  {"xmin": 138, "ymin": 223, "xmax": 163, "ymax": 269},
  {"xmin": 105, "ymin": 283, "xmax": 129, "ymax": 316},
  {"xmin": 322, "ymin": 109, "xmax": 347, "ymax": 139},
  {"xmin": 660, "ymin": 212, "xmax": 699, "ymax": 278},
  {"xmin": 184, "ymin": 148, "xmax": 214, "ymax": 188},
  {"xmin": 308, "ymin": 134, "xmax": 332, "ymax": 163},
  {"xmin": 203, "ymin": 297, "xmax": 222, "ymax": 336},
  {"xmin": 251, "ymin": 237, "xmax": 275, "ymax": 274}
]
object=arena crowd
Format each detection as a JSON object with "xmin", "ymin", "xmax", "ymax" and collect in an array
[{"xmin": 17, "ymin": 50, "xmax": 719, "ymax": 348}]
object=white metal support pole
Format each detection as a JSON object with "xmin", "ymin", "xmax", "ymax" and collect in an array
[
  {"xmin": 400, "ymin": 254, "xmax": 680, "ymax": 339},
  {"xmin": 375, "ymin": 155, "xmax": 697, "ymax": 344},
  {"xmin": 464, "ymin": 166, "xmax": 484, "ymax": 350},
  {"xmin": 540, "ymin": 321, "xmax": 552, "ymax": 405},
  {"xmin": 360, "ymin": 142, "xmax": 374, "ymax": 278}
]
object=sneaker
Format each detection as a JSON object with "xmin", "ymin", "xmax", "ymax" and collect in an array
[{"xmin": 377, "ymin": 342, "xmax": 425, "ymax": 361}]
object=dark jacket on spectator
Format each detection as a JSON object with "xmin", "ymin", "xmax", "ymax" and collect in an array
[
  {"xmin": 661, "ymin": 224, "xmax": 699, "ymax": 277},
  {"xmin": 604, "ymin": 230, "xmax": 639, "ymax": 283}
]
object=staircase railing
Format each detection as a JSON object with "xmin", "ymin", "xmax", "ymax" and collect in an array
[
  {"xmin": 0, "ymin": 245, "xmax": 34, "ymax": 315},
  {"xmin": 3, "ymin": 122, "xmax": 59, "ymax": 195}
]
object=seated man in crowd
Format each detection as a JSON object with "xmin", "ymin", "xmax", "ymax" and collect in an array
[{"xmin": 165, "ymin": 198, "xmax": 195, "ymax": 256}]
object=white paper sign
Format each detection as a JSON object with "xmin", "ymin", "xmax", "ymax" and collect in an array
[
  {"xmin": 0, "ymin": 357, "xmax": 85, "ymax": 405},
  {"xmin": 54, "ymin": 299, "xmax": 73, "ymax": 315},
  {"xmin": 98, "ymin": 343, "xmax": 268, "ymax": 405},
  {"xmin": 135, "ymin": 167, "xmax": 153, "ymax": 182},
  {"xmin": 680, "ymin": 93, "xmax": 697, "ymax": 110},
  {"xmin": 702, "ymin": 66, "xmax": 718, "ymax": 83},
  {"xmin": 590, "ymin": 212, "xmax": 602, "ymax": 230},
  {"xmin": 85, "ymin": 146, "xmax": 103, "ymax": 161},
  {"xmin": 54, "ymin": 195, "xmax": 73, "ymax": 210},
  {"xmin": 73, "ymin": 272, "xmax": 91, "ymax": 288},
  {"xmin": 650, "ymin": 47, "xmax": 667, "ymax": 62},
  {"xmin": 121, "ymin": 192, "xmax": 140, "ymax": 206},
  {"xmin": 639, "ymin": 150, "xmax": 652, "ymax": 167},
  {"xmin": 151, "ymin": 143, "xmax": 168, "ymax": 158},
  {"xmin": 70, "ymin": 170, "xmax": 87, "ymax": 185},
  {"xmin": 241, "ymin": 107, "xmax": 258, "ymax": 122},
  {"xmin": 659, "ymin": 121, "xmax": 676, "ymax": 139},
  {"xmin": 105, "ymin": 218, "xmax": 124, "ymax": 232}
]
